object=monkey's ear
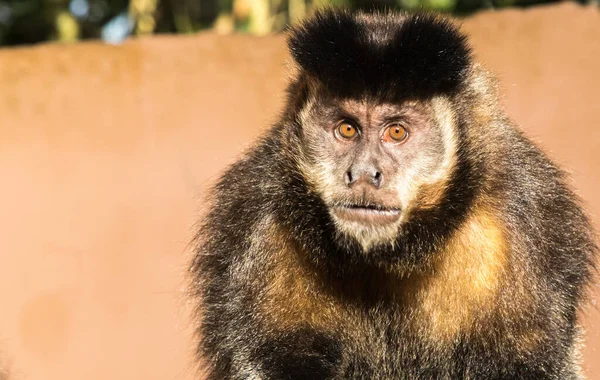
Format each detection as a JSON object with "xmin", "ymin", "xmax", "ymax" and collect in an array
[{"xmin": 287, "ymin": 10, "xmax": 473, "ymax": 98}]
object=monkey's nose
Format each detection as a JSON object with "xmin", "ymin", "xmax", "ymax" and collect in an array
[{"xmin": 345, "ymin": 169, "xmax": 383, "ymax": 189}]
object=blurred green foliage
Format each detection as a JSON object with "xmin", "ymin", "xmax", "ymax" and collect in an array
[{"xmin": 0, "ymin": 0, "xmax": 593, "ymax": 46}]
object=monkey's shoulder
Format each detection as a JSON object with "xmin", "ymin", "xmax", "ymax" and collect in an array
[{"xmin": 478, "ymin": 129, "xmax": 595, "ymax": 301}]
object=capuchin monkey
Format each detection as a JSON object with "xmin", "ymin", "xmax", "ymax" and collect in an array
[{"xmin": 191, "ymin": 10, "xmax": 597, "ymax": 380}]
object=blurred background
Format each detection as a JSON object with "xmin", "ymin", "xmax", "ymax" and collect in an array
[{"xmin": 0, "ymin": 0, "xmax": 598, "ymax": 46}]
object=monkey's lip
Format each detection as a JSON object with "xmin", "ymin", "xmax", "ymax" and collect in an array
[{"xmin": 332, "ymin": 205, "xmax": 402, "ymax": 225}]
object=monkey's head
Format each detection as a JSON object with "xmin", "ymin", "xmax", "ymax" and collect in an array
[{"xmin": 285, "ymin": 11, "xmax": 479, "ymax": 261}]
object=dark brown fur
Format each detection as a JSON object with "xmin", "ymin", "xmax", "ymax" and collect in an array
[{"xmin": 191, "ymin": 10, "xmax": 596, "ymax": 380}]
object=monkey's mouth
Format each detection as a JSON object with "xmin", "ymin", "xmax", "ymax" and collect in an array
[{"xmin": 331, "ymin": 204, "xmax": 402, "ymax": 225}]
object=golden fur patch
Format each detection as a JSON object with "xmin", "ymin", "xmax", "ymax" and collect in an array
[
  {"xmin": 259, "ymin": 226, "xmax": 347, "ymax": 332},
  {"xmin": 259, "ymin": 207, "xmax": 536, "ymax": 354},
  {"xmin": 402, "ymin": 207, "xmax": 510, "ymax": 342}
]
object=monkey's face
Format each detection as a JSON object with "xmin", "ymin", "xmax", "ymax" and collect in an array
[{"xmin": 299, "ymin": 95, "xmax": 457, "ymax": 251}]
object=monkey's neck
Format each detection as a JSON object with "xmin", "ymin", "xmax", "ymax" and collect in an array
[{"xmin": 266, "ymin": 203, "xmax": 517, "ymax": 345}]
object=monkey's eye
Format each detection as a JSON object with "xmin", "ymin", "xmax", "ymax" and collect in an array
[
  {"xmin": 336, "ymin": 122, "xmax": 358, "ymax": 140},
  {"xmin": 384, "ymin": 124, "xmax": 408, "ymax": 143}
]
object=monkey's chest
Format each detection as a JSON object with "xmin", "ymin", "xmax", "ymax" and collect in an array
[{"xmin": 257, "ymin": 313, "xmax": 516, "ymax": 380}]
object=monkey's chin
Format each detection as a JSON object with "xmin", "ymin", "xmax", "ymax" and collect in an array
[{"xmin": 330, "ymin": 206, "xmax": 403, "ymax": 251}]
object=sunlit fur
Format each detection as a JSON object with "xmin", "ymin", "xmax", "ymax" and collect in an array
[{"xmin": 191, "ymin": 10, "xmax": 596, "ymax": 380}]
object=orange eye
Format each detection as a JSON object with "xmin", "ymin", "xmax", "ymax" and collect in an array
[
  {"xmin": 386, "ymin": 124, "xmax": 408, "ymax": 142},
  {"xmin": 337, "ymin": 122, "xmax": 357, "ymax": 139}
]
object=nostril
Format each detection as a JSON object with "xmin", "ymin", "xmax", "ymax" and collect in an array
[
  {"xmin": 345, "ymin": 171, "xmax": 354, "ymax": 187},
  {"xmin": 372, "ymin": 171, "xmax": 383, "ymax": 188}
]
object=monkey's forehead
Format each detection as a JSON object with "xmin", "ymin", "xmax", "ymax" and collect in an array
[{"xmin": 288, "ymin": 10, "xmax": 473, "ymax": 100}]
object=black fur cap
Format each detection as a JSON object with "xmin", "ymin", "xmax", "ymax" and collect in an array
[{"xmin": 288, "ymin": 10, "xmax": 473, "ymax": 99}]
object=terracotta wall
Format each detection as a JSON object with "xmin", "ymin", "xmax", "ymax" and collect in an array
[{"xmin": 0, "ymin": 3, "xmax": 598, "ymax": 379}]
